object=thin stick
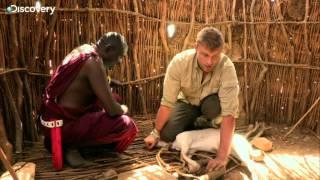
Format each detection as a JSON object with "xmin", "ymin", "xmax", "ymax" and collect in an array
[
  {"xmin": 132, "ymin": 0, "xmax": 148, "ymax": 115},
  {"xmin": 182, "ymin": 0, "xmax": 195, "ymax": 50},
  {"xmin": 242, "ymin": 0, "xmax": 249, "ymax": 124},
  {"xmin": 284, "ymin": 96, "xmax": 320, "ymax": 138},
  {"xmin": 1, "ymin": 8, "xmax": 320, "ymax": 25},
  {"xmin": 0, "ymin": 147, "xmax": 19, "ymax": 180},
  {"xmin": 249, "ymin": 0, "xmax": 268, "ymax": 122}
]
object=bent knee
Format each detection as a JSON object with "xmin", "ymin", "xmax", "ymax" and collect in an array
[
  {"xmin": 160, "ymin": 132, "xmax": 176, "ymax": 142},
  {"xmin": 119, "ymin": 115, "xmax": 138, "ymax": 132},
  {"xmin": 118, "ymin": 115, "xmax": 134, "ymax": 125}
]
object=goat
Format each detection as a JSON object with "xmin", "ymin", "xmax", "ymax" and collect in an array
[{"xmin": 164, "ymin": 128, "xmax": 265, "ymax": 180}]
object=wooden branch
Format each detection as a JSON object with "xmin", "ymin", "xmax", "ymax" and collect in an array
[
  {"xmin": 0, "ymin": 77, "xmax": 23, "ymax": 153},
  {"xmin": 204, "ymin": 0, "xmax": 209, "ymax": 24},
  {"xmin": 0, "ymin": 27, "xmax": 4, "ymax": 68},
  {"xmin": 299, "ymin": 0, "xmax": 312, "ymax": 117},
  {"xmin": 74, "ymin": 23, "xmax": 80, "ymax": 46},
  {"xmin": 1, "ymin": 8, "xmax": 319, "ymax": 25},
  {"xmin": 249, "ymin": 0, "xmax": 268, "ymax": 122},
  {"xmin": 200, "ymin": 0, "xmax": 203, "ymax": 22},
  {"xmin": 287, "ymin": 51, "xmax": 296, "ymax": 123},
  {"xmin": 182, "ymin": 0, "xmax": 195, "ymax": 50},
  {"xmin": 47, "ymin": 8, "xmax": 320, "ymax": 24},
  {"xmin": 0, "ymin": 110, "xmax": 12, "ymax": 164},
  {"xmin": 18, "ymin": 12, "xmax": 38, "ymax": 142},
  {"xmin": 274, "ymin": 0, "xmax": 296, "ymax": 123},
  {"xmin": 87, "ymin": 0, "xmax": 96, "ymax": 42},
  {"xmin": 304, "ymin": 0, "xmax": 310, "ymax": 22},
  {"xmin": 284, "ymin": 96, "xmax": 320, "ymax": 139},
  {"xmin": 112, "ymin": 1, "xmax": 131, "ymax": 109},
  {"xmin": 31, "ymin": 6, "xmax": 44, "ymax": 70},
  {"xmin": 17, "ymin": 14, "xmax": 26, "ymax": 67},
  {"xmin": 27, "ymin": 72, "xmax": 51, "ymax": 77},
  {"xmin": 221, "ymin": 0, "xmax": 232, "ymax": 51},
  {"xmin": 112, "ymin": 2, "xmax": 125, "ymax": 34},
  {"xmin": 308, "ymin": 129, "xmax": 320, "ymax": 142},
  {"xmin": 232, "ymin": 0, "xmax": 236, "ymax": 22},
  {"xmin": 121, "ymin": 74, "xmax": 165, "ymax": 85},
  {"xmin": 252, "ymin": 122, "xmax": 267, "ymax": 140},
  {"xmin": 0, "ymin": 147, "xmax": 18, "ymax": 180},
  {"xmin": 220, "ymin": 0, "xmax": 227, "ymax": 39},
  {"xmin": 86, "ymin": 0, "xmax": 92, "ymax": 42},
  {"xmin": 159, "ymin": 0, "xmax": 170, "ymax": 66},
  {"xmin": 44, "ymin": 0, "xmax": 61, "ymax": 72},
  {"xmin": 242, "ymin": 0, "xmax": 249, "ymax": 124},
  {"xmin": 245, "ymin": 121, "xmax": 259, "ymax": 139},
  {"xmin": 1, "ymin": 58, "xmax": 320, "ymax": 78},
  {"xmin": 8, "ymin": 1, "xmax": 18, "ymax": 68},
  {"xmin": 133, "ymin": 0, "xmax": 148, "ymax": 115},
  {"xmin": 8, "ymin": 0, "xmax": 23, "ymax": 153},
  {"xmin": 249, "ymin": 0, "xmax": 263, "ymax": 63},
  {"xmin": 233, "ymin": 59, "xmax": 320, "ymax": 70},
  {"xmin": 263, "ymin": 0, "xmax": 271, "ymax": 122}
]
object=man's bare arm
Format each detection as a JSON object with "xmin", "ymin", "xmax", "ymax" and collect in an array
[
  {"xmin": 217, "ymin": 115, "xmax": 235, "ymax": 160},
  {"xmin": 85, "ymin": 57, "xmax": 123, "ymax": 116},
  {"xmin": 155, "ymin": 105, "xmax": 171, "ymax": 132},
  {"xmin": 144, "ymin": 105, "xmax": 171, "ymax": 149},
  {"xmin": 206, "ymin": 115, "xmax": 235, "ymax": 170}
]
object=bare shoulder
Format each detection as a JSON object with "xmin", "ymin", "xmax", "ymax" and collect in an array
[
  {"xmin": 84, "ymin": 56, "xmax": 103, "ymax": 67},
  {"xmin": 82, "ymin": 56, "xmax": 104, "ymax": 73}
]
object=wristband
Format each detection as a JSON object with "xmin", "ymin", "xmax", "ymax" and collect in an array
[{"xmin": 150, "ymin": 128, "xmax": 160, "ymax": 139}]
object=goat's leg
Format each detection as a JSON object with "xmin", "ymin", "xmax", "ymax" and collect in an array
[
  {"xmin": 231, "ymin": 135, "xmax": 266, "ymax": 180},
  {"xmin": 181, "ymin": 149, "xmax": 200, "ymax": 173}
]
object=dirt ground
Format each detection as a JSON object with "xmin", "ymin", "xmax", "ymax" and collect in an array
[
  {"xmin": 1, "ymin": 120, "xmax": 319, "ymax": 180},
  {"xmin": 225, "ymin": 123, "xmax": 320, "ymax": 180}
]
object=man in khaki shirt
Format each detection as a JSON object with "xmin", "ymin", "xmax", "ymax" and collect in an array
[{"xmin": 144, "ymin": 27, "xmax": 239, "ymax": 171}]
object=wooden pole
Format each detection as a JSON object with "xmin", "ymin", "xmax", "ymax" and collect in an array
[
  {"xmin": 8, "ymin": 0, "xmax": 24, "ymax": 153},
  {"xmin": 0, "ymin": 147, "xmax": 18, "ymax": 180},
  {"xmin": 182, "ymin": 0, "xmax": 195, "ymax": 50},
  {"xmin": 274, "ymin": 0, "xmax": 297, "ymax": 124},
  {"xmin": 284, "ymin": 96, "xmax": 320, "ymax": 138},
  {"xmin": 249, "ymin": 0, "xmax": 268, "ymax": 122},
  {"xmin": 132, "ymin": 0, "xmax": 148, "ymax": 115},
  {"xmin": 242, "ymin": 0, "xmax": 249, "ymax": 124},
  {"xmin": 159, "ymin": 0, "xmax": 170, "ymax": 66},
  {"xmin": 44, "ymin": 0, "xmax": 61, "ymax": 72}
]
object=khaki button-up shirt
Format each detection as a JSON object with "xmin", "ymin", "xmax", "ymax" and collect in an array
[{"xmin": 161, "ymin": 49, "xmax": 239, "ymax": 118}]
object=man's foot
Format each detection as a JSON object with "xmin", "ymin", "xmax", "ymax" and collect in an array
[
  {"xmin": 194, "ymin": 115, "xmax": 222, "ymax": 129},
  {"xmin": 194, "ymin": 116, "xmax": 212, "ymax": 129},
  {"xmin": 78, "ymin": 143, "xmax": 116, "ymax": 157},
  {"xmin": 64, "ymin": 148, "xmax": 94, "ymax": 168}
]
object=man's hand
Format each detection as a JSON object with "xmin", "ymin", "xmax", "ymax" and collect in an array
[
  {"xmin": 120, "ymin": 104, "xmax": 128, "ymax": 114},
  {"xmin": 144, "ymin": 134, "xmax": 159, "ymax": 150},
  {"xmin": 206, "ymin": 157, "xmax": 228, "ymax": 171}
]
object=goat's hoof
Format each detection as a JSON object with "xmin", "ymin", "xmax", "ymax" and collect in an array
[{"xmin": 188, "ymin": 164, "xmax": 201, "ymax": 173}]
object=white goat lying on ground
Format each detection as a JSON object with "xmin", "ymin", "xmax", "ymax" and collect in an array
[{"xmin": 166, "ymin": 128, "xmax": 265, "ymax": 180}]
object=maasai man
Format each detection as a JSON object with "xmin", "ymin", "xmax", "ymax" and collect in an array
[{"xmin": 40, "ymin": 32, "xmax": 138, "ymax": 168}]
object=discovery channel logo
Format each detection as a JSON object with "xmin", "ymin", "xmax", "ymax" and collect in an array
[{"xmin": 6, "ymin": 1, "xmax": 55, "ymax": 15}]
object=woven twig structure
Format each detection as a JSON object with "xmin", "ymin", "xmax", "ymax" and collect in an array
[{"xmin": 0, "ymin": 0, "xmax": 319, "ymax": 151}]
